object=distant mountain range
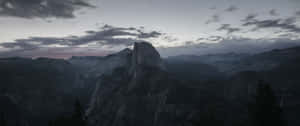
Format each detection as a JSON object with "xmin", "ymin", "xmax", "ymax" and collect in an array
[
  {"xmin": 0, "ymin": 43, "xmax": 300, "ymax": 126},
  {"xmin": 167, "ymin": 46, "xmax": 300, "ymax": 75}
]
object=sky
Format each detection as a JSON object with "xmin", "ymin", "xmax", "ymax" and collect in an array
[{"xmin": 0, "ymin": 0, "xmax": 300, "ymax": 58}]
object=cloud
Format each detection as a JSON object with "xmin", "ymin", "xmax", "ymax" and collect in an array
[
  {"xmin": 269, "ymin": 9, "xmax": 279, "ymax": 16},
  {"xmin": 197, "ymin": 36, "xmax": 223, "ymax": 42},
  {"xmin": 137, "ymin": 30, "xmax": 163, "ymax": 39},
  {"xmin": 225, "ymin": 5, "xmax": 238, "ymax": 12},
  {"xmin": 283, "ymin": 17, "xmax": 297, "ymax": 24},
  {"xmin": 162, "ymin": 36, "xmax": 178, "ymax": 43},
  {"xmin": 0, "ymin": 25, "xmax": 164, "ymax": 58},
  {"xmin": 242, "ymin": 13, "xmax": 258, "ymax": 22},
  {"xmin": 209, "ymin": 6, "xmax": 217, "ymax": 10},
  {"xmin": 0, "ymin": 0, "xmax": 94, "ymax": 18},
  {"xmin": 295, "ymin": 10, "xmax": 300, "ymax": 16},
  {"xmin": 205, "ymin": 14, "xmax": 220, "ymax": 24},
  {"xmin": 217, "ymin": 24, "xmax": 241, "ymax": 34},
  {"xmin": 0, "ymin": 46, "xmax": 113, "ymax": 59},
  {"xmin": 242, "ymin": 17, "xmax": 300, "ymax": 33}
]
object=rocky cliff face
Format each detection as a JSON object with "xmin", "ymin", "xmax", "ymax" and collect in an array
[
  {"xmin": 69, "ymin": 48, "xmax": 132, "ymax": 78},
  {"xmin": 2, "ymin": 42, "xmax": 300, "ymax": 126},
  {"xmin": 130, "ymin": 42, "xmax": 164, "ymax": 71},
  {"xmin": 87, "ymin": 42, "xmax": 168, "ymax": 126},
  {"xmin": 86, "ymin": 42, "xmax": 226, "ymax": 126},
  {"xmin": 0, "ymin": 58, "xmax": 88, "ymax": 125}
]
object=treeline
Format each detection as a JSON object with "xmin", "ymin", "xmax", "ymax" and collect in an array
[
  {"xmin": 0, "ymin": 99, "xmax": 86, "ymax": 126},
  {"xmin": 192, "ymin": 80, "xmax": 285, "ymax": 126},
  {"xmin": 248, "ymin": 81, "xmax": 285, "ymax": 126},
  {"xmin": 48, "ymin": 99, "xmax": 87, "ymax": 126},
  {"xmin": 0, "ymin": 81, "xmax": 286, "ymax": 126}
]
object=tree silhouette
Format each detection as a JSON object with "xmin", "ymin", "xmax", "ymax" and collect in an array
[
  {"xmin": 71, "ymin": 99, "xmax": 86, "ymax": 126},
  {"xmin": 0, "ymin": 112, "xmax": 7, "ymax": 126},
  {"xmin": 48, "ymin": 120, "xmax": 53, "ymax": 126},
  {"xmin": 51, "ymin": 99, "xmax": 86, "ymax": 126},
  {"xmin": 189, "ymin": 104, "xmax": 224, "ymax": 126},
  {"xmin": 249, "ymin": 81, "xmax": 285, "ymax": 126}
]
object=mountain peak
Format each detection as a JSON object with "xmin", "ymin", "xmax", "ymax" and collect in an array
[
  {"xmin": 116, "ymin": 48, "xmax": 132, "ymax": 55},
  {"xmin": 131, "ymin": 42, "xmax": 164, "ymax": 69}
]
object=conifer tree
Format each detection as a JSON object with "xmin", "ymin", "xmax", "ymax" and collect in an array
[
  {"xmin": 71, "ymin": 99, "xmax": 86, "ymax": 126},
  {"xmin": 0, "ymin": 112, "xmax": 7, "ymax": 126},
  {"xmin": 249, "ymin": 81, "xmax": 285, "ymax": 126}
]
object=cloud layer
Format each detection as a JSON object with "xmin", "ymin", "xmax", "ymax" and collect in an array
[
  {"xmin": 205, "ymin": 14, "xmax": 220, "ymax": 24},
  {"xmin": 0, "ymin": 25, "xmax": 163, "ymax": 58},
  {"xmin": 217, "ymin": 24, "xmax": 241, "ymax": 34},
  {"xmin": 225, "ymin": 5, "xmax": 239, "ymax": 12},
  {"xmin": 269, "ymin": 9, "xmax": 279, "ymax": 16},
  {"xmin": 0, "ymin": 0, "xmax": 94, "ymax": 18},
  {"xmin": 242, "ymin": 17, "xmax": 300, "ymax": 33}
]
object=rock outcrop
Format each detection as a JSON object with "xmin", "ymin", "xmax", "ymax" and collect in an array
[
  {"xmin": 69, "ymin": 48, "xmax": 132, "ymax": 78},
  {"xmin": 131, "ymin": 42, "xmax": 164, "ymax": 70},
  {"xmin": 86, "ymin": 42, "xmax": 226, "ymax": 126},
  {"xmin": 87, "ymin": 42, "xmax": 169, "ymax": 126}
]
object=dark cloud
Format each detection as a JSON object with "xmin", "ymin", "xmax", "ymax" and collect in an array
[
  {"xmin": 184, "ymin": 41, "xmax": 194, "ymax": 45},
  {"xmin": 209, "ymin": 6, "xmax": 216, "ymax": 10},
  {"xmin": 0, "ymin": 25, "xmax": 163, "ymax": 58},
  {"xmin": 295, "ymin": 10, "xmax": 300, "ymax": 16},
  {"xmin": 1, "ymin": 40, "xmax": 38, "ymax": 50},
  {"xmin": 137, "ymin": 30, "xmax": 163, "ymax": 39},
  {"xmin": 269, "ymin": 9, "xmax": 279, "ymax": 16},
  {"xmin": 162, "ymin": 36, "xmax": 178, "ymax": 42},
  {"xmin": 0, "ymin": 0, "xmax": 94, "ymax": 18},
  {"xmin": 217, "ymin": 24, "xmax": 241, "ymax": 34},
  {"xmin": 278, "ymin": 32, "xmax": 299, "ymax": 38},
  {"xmin": 242, "ymin": 13, "xmax": 258, "ymax": 22},
  {"xmin": 242, "ymin": 17, "xmax": 300, "ymax": 33},
  {"xmin": 283, "ymin": 17, "xmax": 297, "ymax": 24},
  {"xmin": 205, "ymin": 14, "xmax": 220, "ymax": 24},
  {"xmin": 0, "ymin": 46, "xmax": 113, "ymax": 59},
  {"xmin": 225, "ymin": 5, "xmax": 238, "ymax": 12}
]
